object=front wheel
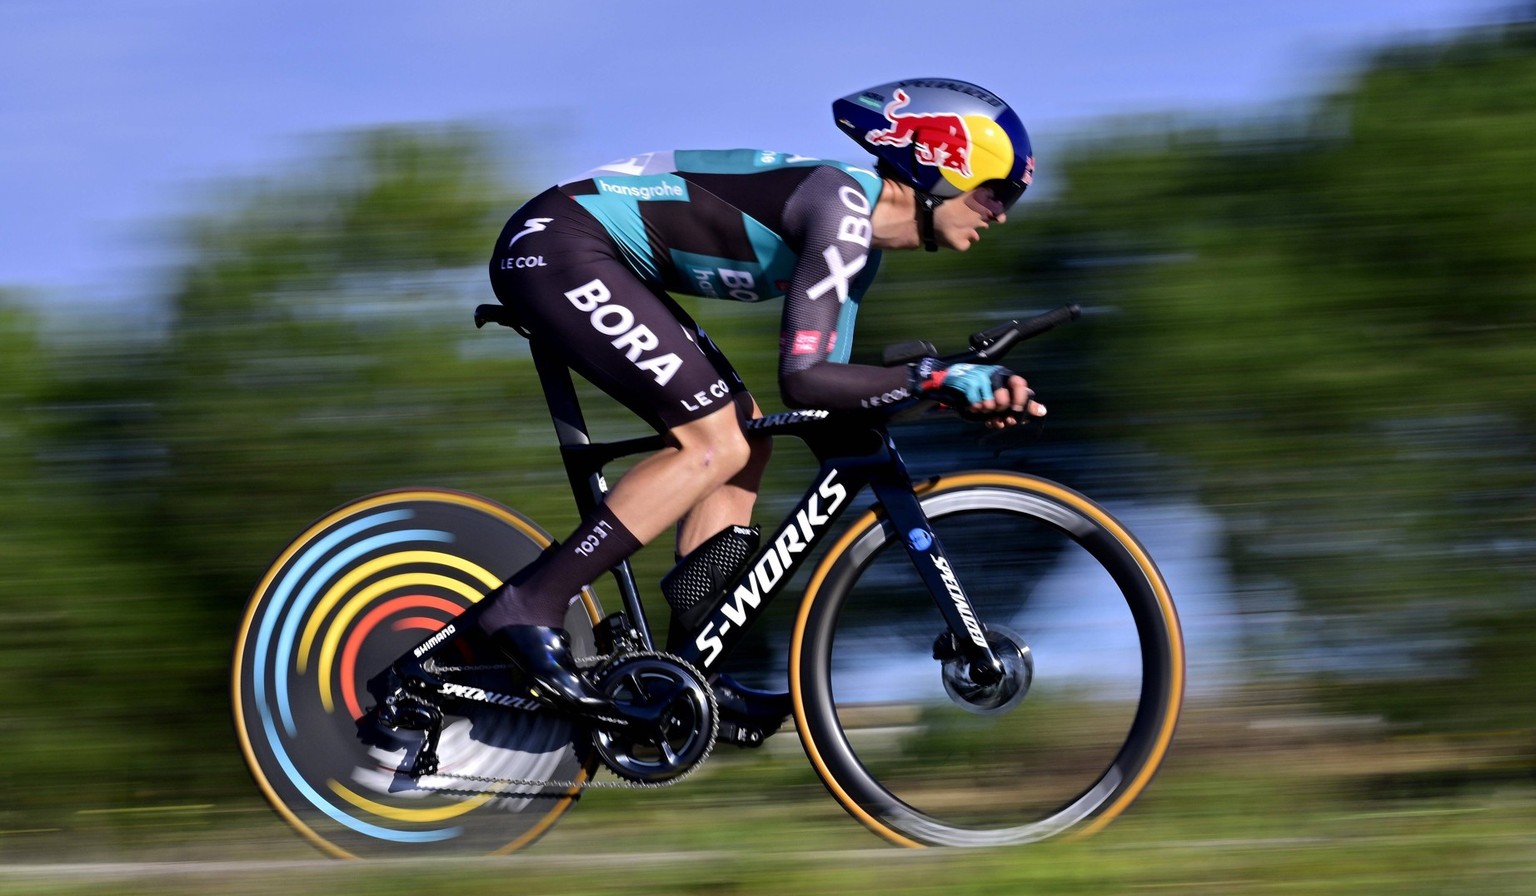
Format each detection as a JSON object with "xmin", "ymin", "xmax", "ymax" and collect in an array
[{"xmin": 791, "ymin": 472, "xmax": 1184, "ymax": 848}]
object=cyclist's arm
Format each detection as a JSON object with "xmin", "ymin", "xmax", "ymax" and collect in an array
[{"xmin": 777, "ymin": 168, "xmax": 913, "ymax": 411}]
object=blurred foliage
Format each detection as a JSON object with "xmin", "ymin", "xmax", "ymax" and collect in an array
[
  {"xmin": 1, "ymin": 14, "xmax": 1535, "ymax": 841},
  {"xmin": 141, "ymin": 125, "xmax": 537, "ymax": 592},
  {"xmin": 1018, "ymin": 18, "xmax": 1536, "ymax": 731}
]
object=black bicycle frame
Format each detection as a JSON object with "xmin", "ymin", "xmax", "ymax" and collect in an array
[{"xmin": 525, "ymin": 334, "xmax": 1005, "ymax": 680}]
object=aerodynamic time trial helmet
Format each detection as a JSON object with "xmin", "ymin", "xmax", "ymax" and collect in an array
[{"xmin": 833, "ymin": 78, "xmax": 1034, "ymax": 209}]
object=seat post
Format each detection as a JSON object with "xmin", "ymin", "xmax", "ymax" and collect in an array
[
  {"xmin": 526, "ymin": 336, "xmax": 608, "ymax": 520},
  {"xmin": 528, "ymin": 336, "xmax": 594, "ymax": 452}
]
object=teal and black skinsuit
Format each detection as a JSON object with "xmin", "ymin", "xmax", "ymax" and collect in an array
[{"xmin": 489, "ymin": 149, "xmax": 916, "ymax": 430}]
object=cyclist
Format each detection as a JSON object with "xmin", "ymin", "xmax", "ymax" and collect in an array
[{"xmin": 407, "ymin": 78, "xmax": 1041, "ymax": 721}]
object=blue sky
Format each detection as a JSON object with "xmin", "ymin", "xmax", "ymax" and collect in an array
[{"xmin": 0, "ymin": 0, "xmax": 1508, "ymax": 304}]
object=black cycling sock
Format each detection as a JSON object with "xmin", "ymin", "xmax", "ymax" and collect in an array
[{"xmin": 476, "ymin": 503, "xmax": 642, "ymax": 631}]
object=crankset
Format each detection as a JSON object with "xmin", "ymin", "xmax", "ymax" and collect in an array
[
  {"xmin": 588, "ymin": 651, "xmax": 717, "ymax": 783},
  {"xmin": 362, "ymin": 643, "xmax": 717, "ymax": 788}
]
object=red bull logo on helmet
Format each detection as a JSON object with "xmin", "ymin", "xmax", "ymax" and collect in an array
[{"xmin": 865, "ymin": 89, "xmax": 974, "ymax": 179}]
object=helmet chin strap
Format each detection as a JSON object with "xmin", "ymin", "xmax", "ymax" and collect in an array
[{"xmin": 915, "ymin": 190, "xmax": 944, "ymax": 252}]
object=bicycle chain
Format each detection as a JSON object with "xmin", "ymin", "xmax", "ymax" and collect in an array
[
  {"xmin": 409, "ymin": 651, "xmax": 717, "ymax": 797},
  {"xmin": 412, "ymin": 766, "xmax": 694, "ymax": 798}
]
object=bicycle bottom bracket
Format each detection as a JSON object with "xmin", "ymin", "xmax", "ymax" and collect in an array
[
  {"xmin": 940, "ymin": 625, "xmax": 1034, "ymax": 715},
  {"xmin": 590, "ymin": 653, "xmax": 717, "ymax": 783}
]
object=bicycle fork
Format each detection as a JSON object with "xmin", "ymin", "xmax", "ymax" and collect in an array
[{"xmin": 870, "ymin": 478, "xmax": 1007, "ymax": 686}]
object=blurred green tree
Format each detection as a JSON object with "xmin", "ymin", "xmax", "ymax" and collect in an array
[
  {"xmin": 1026, "ymin": 17, "xmax": 1536, "ymax": 730},
  {"xmin": 0, "ymin": 128, "xmax": 583, "ymax": 821},
  {"xmin": 0, "ymin": 296, "xmax": 206, "ymax": 822},
  {"xmin": 132, "ymin": 126, "xmax": 564, "ymax": 602}
]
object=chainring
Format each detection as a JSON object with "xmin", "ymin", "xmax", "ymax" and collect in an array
[{"xmin": 589, "ymin": 651, "xmax": 718, "ymax": 783}]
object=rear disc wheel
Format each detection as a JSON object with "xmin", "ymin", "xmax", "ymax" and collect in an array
[{"xmin": 232, "ymin": 489, "xmax": 602, "ymax": 858}]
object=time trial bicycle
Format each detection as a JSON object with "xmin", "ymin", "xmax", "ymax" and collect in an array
[{"xmin": 231, "ymin": 302, "xmax": 1184, "ymax": 858}]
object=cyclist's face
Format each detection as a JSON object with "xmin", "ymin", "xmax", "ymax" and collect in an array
[{"xmin": 935, "ymin": 186, "xmax": 1008, "ymax": 251}]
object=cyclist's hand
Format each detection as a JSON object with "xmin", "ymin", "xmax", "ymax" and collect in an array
[{"xmin": 910, "ymin": 359, "xmax": 1046, "ymax": 429}]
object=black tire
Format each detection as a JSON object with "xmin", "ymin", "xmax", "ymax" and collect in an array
[
  {"xmin": 232, "ymin": 488, "xmax": 602, "ymax": 858},
  {"xmin": 790, "ymin": 472, "xmax": 1183, "ymax": 847}
]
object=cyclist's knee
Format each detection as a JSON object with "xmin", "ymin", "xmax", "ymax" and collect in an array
[
  {"xmin": 700, "ymin": 426, "xmax": 753, "ymax": 482},
  {"xmin": 671, "ymin": 406, "xmax": 753, "ymax": 482}
]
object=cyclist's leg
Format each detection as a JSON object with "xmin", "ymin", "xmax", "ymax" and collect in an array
[
  {"xmin": 601, "ymin": 404, "xmax": 756, "ymax": 544},
  {"xmin": 468, "ymin": 405, "xmax": 754, "ymax": 634},
  {"xmin": 470, "ymin": 405, "xmax": 752, "ymax": 719},
  {"xmin": 482, "ymin": 190, "xmax": 757, "ymax": 622},
  {"xmin": 473, "ymin": 192, "xmax": 759, "ymax": 711},
  {"xmin": 677, "ymin": 418, "xmax": 771, "ymax": 555},
  {"xmin": 673, "ymin": 331, "xmax": 771, "ymax": 556}
]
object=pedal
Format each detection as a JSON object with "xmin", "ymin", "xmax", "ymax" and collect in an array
[
  {"xmin": 713, "ymin": 673, "xmax": 790, "ymax": 746},
  {"xmin": 718, "ymin": 720, "xmax": 773, "ymax": 748}
]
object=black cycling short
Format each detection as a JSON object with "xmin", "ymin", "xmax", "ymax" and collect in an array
[{"xmin": 489, "ymin": 188, "xmax": 752, "ymax": 431}]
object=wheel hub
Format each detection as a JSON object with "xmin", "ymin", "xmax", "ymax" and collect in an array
[{"xmin": 940, "ymin": 625, "xmax": 1034, "ymax": 714}]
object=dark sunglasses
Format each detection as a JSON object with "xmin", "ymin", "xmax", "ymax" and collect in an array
[{"xmin": 982, "ymin": 178, "xmax": 1028, "ymax": 211}]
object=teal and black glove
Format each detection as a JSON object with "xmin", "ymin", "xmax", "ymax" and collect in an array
[{"xmin": 909, "ymin": 358, "xmax": 1015, "ymax": 409}]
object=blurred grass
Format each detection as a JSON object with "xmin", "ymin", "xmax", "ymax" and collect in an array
[{"xmin": 3, "ymin": 699, "xmax": 1533, "ymax": 895}]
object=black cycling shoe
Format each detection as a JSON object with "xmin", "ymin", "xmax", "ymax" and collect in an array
[
  {"xmin": 711, "ymin": 672, "xmax": 791, "ymax": 747},
  {"xmin": 713, "ymin": 673, "xmax": 792, "ymax": 725},
  {"xmin": 488, "ymin": 624, "xmax": 661, "ymax": 731}
]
